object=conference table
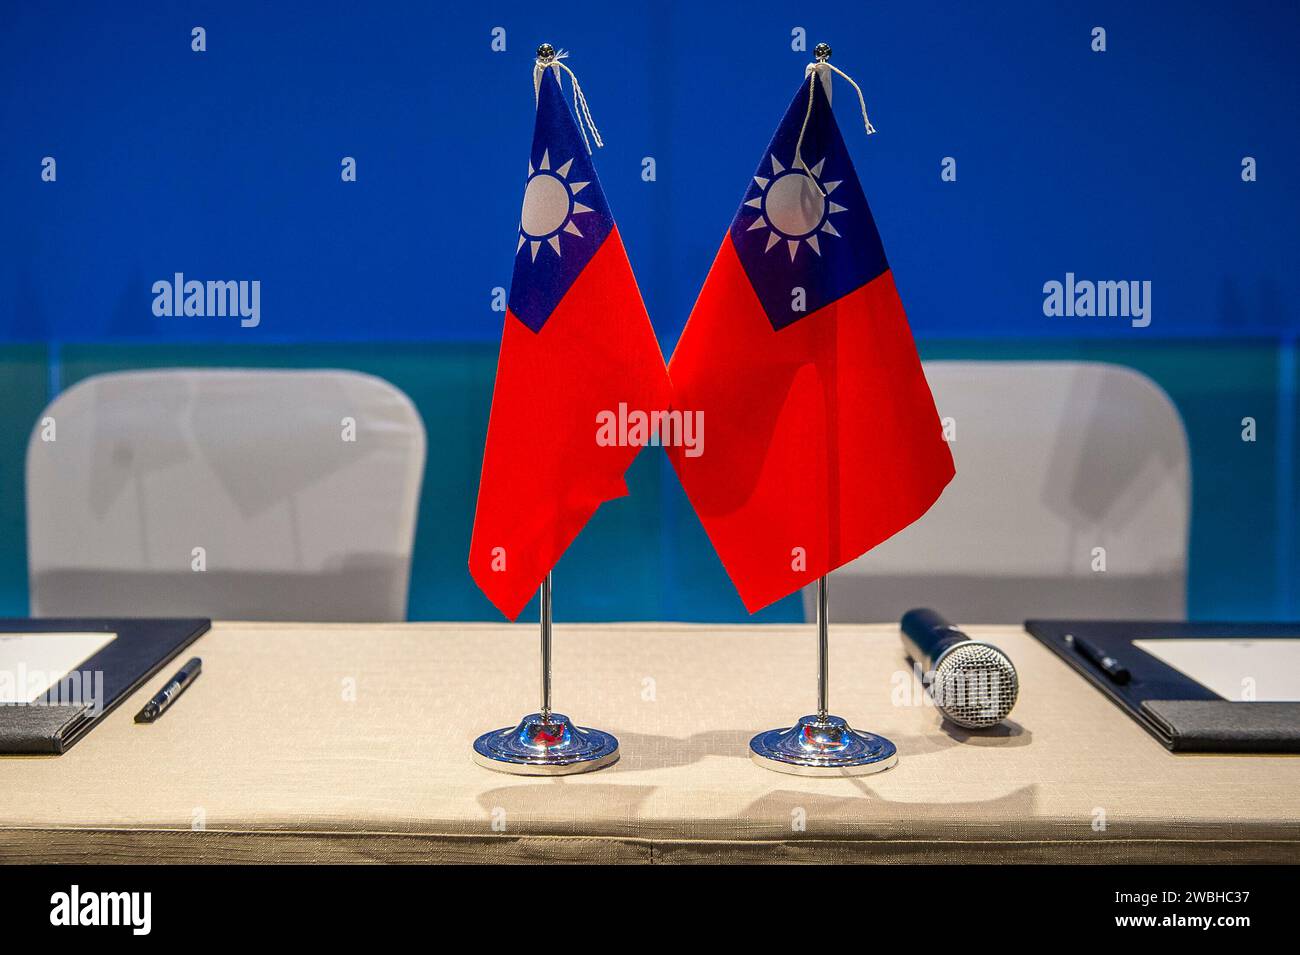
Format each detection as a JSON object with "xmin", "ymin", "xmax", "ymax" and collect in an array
[{"xmin": 1, "ymin": 622, "xmax": 1296, "ymax": 864}]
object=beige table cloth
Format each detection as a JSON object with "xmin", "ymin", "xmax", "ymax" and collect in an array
[{"xmin": 1, "ymin": 622, "xmax": 1296, "ymax": 864}]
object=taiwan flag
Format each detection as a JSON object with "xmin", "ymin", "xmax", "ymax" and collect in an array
[
  {"xmin": 667, "ymin": 67, "xmax": 955, "ymax": 613},
  {"xmin": 470, "ymin": 64, "xmax": 671, "ymax": 620}
]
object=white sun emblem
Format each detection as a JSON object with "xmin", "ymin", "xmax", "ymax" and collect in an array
[
  {"xmin": 744, "ymin": 155, "xmax": 846, "ymax": 260},
  {"xmin": 517, "ymin": 149, "xmax": 595, "ymax": 262}
]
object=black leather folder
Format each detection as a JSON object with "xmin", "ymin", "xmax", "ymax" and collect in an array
[
  {"xmin": 1026, "ymin": 620, "xmax": 1300, "ymax": 753},
  {"xmin": 0, "ymin": 618, "xmax": 209, "ymax": 755}
]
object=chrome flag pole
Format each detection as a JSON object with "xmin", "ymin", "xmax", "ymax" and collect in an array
[
  {"xmin": 539, "ymin": 571, "xmax": 552, "ymax": 720},
  {"xmin": 816, "ymin": 574, "xmax": 829, "ymax": 721}
]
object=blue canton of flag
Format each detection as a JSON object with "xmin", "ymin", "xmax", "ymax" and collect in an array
[
  {"xmin": 508, "ymin": 69, "xmax": 614, "ymax": 333},
  {"xmin": 728, "ymin": 73, "xmax": 889, "ymax": 331}
]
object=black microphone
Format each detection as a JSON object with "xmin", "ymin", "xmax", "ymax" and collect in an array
[{"xmin": 900, "ymin": 608, "xmax": 1019, "ymax": 728}]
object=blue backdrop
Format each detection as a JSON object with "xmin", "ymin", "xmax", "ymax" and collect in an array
[{"xmin": 1, "ymin": 2, "xmax": 1297, "ymax": 621}]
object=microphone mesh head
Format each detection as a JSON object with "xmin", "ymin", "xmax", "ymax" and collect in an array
[{"xmin": 931, "ymin": 642, "xmax": 1019, "ymax": 728}]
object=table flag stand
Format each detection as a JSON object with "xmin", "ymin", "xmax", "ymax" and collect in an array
[
  {"xmin": 472, "ymin": 573, "xmax": 620, "ymax": 775},
  {"xmin": 735, "ymin": 43, "xmax": 903, "ymax": 776},
  {"xmin": 468, "ymin": 42, "xmax": 639, "ymax": 776},
  {"xmin": 749, "ymin": 575, "xmax": 899, "ymax": 776}
]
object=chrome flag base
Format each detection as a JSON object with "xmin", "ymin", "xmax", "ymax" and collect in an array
[
  {"xmin": 750, "ymin": 574, "xmax": 899, "ymax": 777},
  {"xmin": 749, "ymin": 713, "xmax": 897, "ymax": 776},
  {"xmin": 472, "ymin": 572, "xmax": 619, "ymax": 775},
  {"xmin": 473, "ymin": 712, "xmax": 619, "ymax": 776}
]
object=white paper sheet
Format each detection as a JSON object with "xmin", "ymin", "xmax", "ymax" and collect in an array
[
  {"xmin": 1133, "ymin": 638, "xmax": 1300, "ymax": 702},
  {"xmin": 0, "ymin": 632, "xmax": 117, "ymax": 704}
]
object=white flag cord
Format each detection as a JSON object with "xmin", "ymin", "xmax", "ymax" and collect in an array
[
  {"xmin": 533, "ymin": 49, "xmax": 604, "ymax": 154},
  {"xmin": 793, "ymin": 59, "xmax": 876, "ymax": 197}
]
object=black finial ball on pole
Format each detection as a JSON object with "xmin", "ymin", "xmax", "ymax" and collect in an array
[
  {"xmin": 537, "ymin": 43, "xmax": 555, "ymax": 61},
  {"xmin": 814, "ymin": 42, "xmax": 832, "ymax": 62}
]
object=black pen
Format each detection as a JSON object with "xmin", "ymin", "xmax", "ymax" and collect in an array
[
  {"xmin": 135, "ymin": 657, "xmax": 202, "ymax": 723},
  {"xmin": 1065, "ymin": 634, "xmax": 1130, "ymax": 685}
]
